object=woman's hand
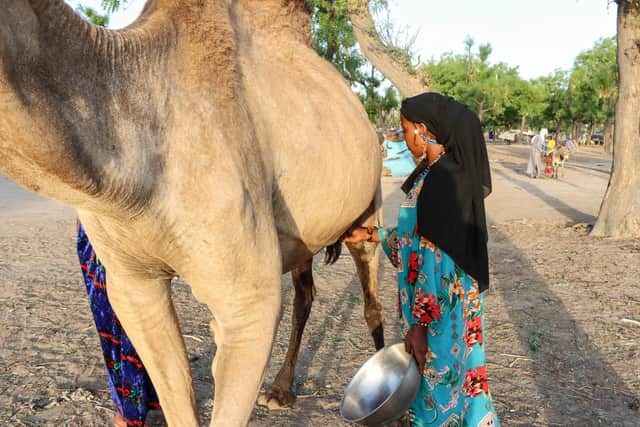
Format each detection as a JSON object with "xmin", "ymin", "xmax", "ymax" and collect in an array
[
  {"xmin": 404, "ymin": 325, "xmax": 429, "ymax": 373},
  {"xmin": 340, "ymin": 227, "xmax": 375, "ymax": 243}
]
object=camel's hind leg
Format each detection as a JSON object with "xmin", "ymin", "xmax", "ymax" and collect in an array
[
  {"xmin": 345, "ymin": 238, "xmax": 385, "ymax": 350},
  {"xmin": 260, "ymin": 239, "xmax": 383, "ymax": 410},
  {"xmin": 346, "ymin": 184, "xmax": 385, "ymax": 350},
  {"xmin": 259, "ymin": 187, "xmax": 385, "ymax": 409},
  {"xmin": 258, "ymin": 259, "xmax": 315, "ymax": 409}
]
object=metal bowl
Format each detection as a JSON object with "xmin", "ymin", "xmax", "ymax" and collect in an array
[{"xmin": 340, "ymin": 343, "xmax": 420, "ymax": 426}]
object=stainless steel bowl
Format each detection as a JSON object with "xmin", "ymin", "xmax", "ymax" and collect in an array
[{"xmin": 340, "ymin": 343, "xmax": 420, "ymax": 426}]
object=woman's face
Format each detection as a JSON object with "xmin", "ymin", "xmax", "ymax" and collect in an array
[{"xmin": 401, "ymin": 114, "xmax": 428, "ymax": 158}]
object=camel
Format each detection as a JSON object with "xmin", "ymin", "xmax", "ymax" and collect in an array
[
  {"xmin": 0, "ymin": 0, "xmax": 385, "ymax": 425},
  {"xmin": 551, "ymin": 145, "xmax": 571, "ymax": 179}
]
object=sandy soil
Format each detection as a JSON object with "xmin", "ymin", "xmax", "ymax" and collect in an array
[{"xmin": 1, "ymin": 145, "xmax": 638, "ymax": 426}]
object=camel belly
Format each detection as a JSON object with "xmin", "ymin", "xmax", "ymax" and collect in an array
[{"xmin": 237, "ymin": 36, "xmax": 381, "ymax": 270}]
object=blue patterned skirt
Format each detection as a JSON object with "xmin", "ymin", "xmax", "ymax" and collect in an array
[{"xmin": 76, "ymin": 222, "xmax": 160, "ymax": 425}]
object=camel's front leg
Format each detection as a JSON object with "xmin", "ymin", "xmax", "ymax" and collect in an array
[
  {"xmin": 258, "ymin": 258, "xmax": 315, "ymax": 409},
  {"xmin": 105, "ymin": 272, "xmax": 198, "ymax": 426}
]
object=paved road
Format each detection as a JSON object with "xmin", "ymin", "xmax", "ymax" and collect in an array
[
  {"xmin": 382, "ymin": 144, "xmax": 610, "ymax": 226},
  {"xmin": 490, "ymin": 143, "xmax": 612, "ymax": 172}
]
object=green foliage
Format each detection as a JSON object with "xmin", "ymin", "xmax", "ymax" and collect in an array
[
  {"xmin": 569, "ymin": 37, "xmax": 618, "ymax": 128},
  {"xmin": 309, "ymin": 0, "xmax": 400, "ymax": 127},
  {"xmin": 423, "ymin": 35, "xmax": 617, "ymax": 134},
  {"xmin": 76, "ymin": 5, "xmax": 109, "ymax": 27},
  {"xmin": 422, "ymin": 37, "xmax": 527, "ymax": 128},
  {"xmin": 344, "ymin": 294, "xmax": 363, "ymax": 304},
  {"xmin": 357, "ymin": 68, "xmax": 400, "ymax": 127},
  {"xmin": 528, "ymin": 328, "xmax": 545, "ymax": 352},
  {"xmin": 533, "ymin": 70, "xmax": 571, "ymax": 131},
  {"xmin": 308, "ymin": 0, "xmax": 366, "ymax": 85},
  {"xmin": 100, "ymin": 0, "xmax": 127, "ymax": 14}
]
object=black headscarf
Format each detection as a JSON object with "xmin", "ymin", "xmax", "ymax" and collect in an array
[{"xmin": 400, "ymin": 93, "xmax": 492, "ymax": 292}]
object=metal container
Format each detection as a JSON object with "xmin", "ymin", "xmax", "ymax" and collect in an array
[{"xmin": 340, "ymin": 343, "xmax": 420, "ymax": 426}]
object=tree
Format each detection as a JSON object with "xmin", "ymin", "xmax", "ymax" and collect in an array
[
  {"xmin": 592, "ymin": 0, "xmax": 640, "ymax": 237},
  {"xmin": 357, "ymin": 67, "xmax": 400, "ymax": 128},
  {"xmin": 308, "ymin": 0, "xmax": 399, "ymax": 127},
  {"xmin": 569, "ymin": 37, "xmax": 617, "ymax": 149},
  {"xmin": 569, "ymin": 65, "xmax": 600, "ymax": 143},
  {"xmin": 308, "ymin": 0, "xmax": 366, "ymax": 85},
  {"xmin": 534, "ymin": 71, "xmax": 571, "ymax": 134},
  {"xmin": 347, "ymin": 0, "xmax": 430, "ymax": 97},
  {"xmin": 76, "ymin": 5, "xmax": 109, "ymax": 27},
  {"xmin": 422, "ymin": 38, "xmax": 527, "ymax": 129},
  {"xmin": 100, "ymin": 0, "xmax": 126, "ymax": 13}
]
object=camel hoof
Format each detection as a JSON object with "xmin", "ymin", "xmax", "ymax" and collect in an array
[{"xmin": 257, "ymin": 387, "xmax": 296, "ymax": 410}]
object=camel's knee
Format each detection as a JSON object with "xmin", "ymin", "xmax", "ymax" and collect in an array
[
  {"xmin": 346, "ymin": 240, "xmax": 379, "ymax": 264},
  {"xmin": 106, "ymin": 274, "xmax": 172, "ymax": 322},
  {"xmin": 364, "ymin": 299, "xmax": 384, "ymax": 324},
  {"xmin": 210, "ymin": 285, "xmax": 282, "ymax": 348}
]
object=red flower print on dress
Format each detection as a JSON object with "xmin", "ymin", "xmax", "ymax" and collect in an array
[
  {"xmin": 116, "ymin": 384, "xmax": 132, "ymax": 398},
  {"xmin": 463, "ymin": 316, "xmax": 483, "ymax": 347},
  {"xmin": 461, "ymin": 366, "xmax": 489, "ymax": 397},
  {"xmin": 408, "ymin": 252, "xmax": 420, "ymax": 285},
  {"xmin": 411, "ymin": 291, "xmax": 441, "ymax": 326}
]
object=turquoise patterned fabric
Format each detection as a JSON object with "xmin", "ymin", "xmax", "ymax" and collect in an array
[{"xmin": 378, "ymin": 170, "xmax": 500, "ymax": 427}]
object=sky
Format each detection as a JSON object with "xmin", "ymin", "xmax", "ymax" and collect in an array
[
  {"xmin": 67, "ymin": 0, "xmax": 617, "ymax": 80},
  {"xmin": 388, "ymin": 0, "xmax": 617, "ymax": 79}
]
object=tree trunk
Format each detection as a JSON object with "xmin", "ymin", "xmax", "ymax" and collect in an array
[
  {"xmin": 586, "ymin": 122, "xmax": 595, "ymax": 145},
  {"xmin": 571, "ymin": 120, "xmax": 580, "ymax": 143},
  {"xmin": 603, "ymin": 118, "xmax": 614, "ymax": 153},
  {"xmin": 347, "ymin": 0, "xmax": 430, "ymax": 97},
  {"xmin": 603, "ymin": 94, "xmax": 616, "ymax": 153},
  {"xmin": 592, "ymin": 0, "xmax": 640, "ymax": 237}
]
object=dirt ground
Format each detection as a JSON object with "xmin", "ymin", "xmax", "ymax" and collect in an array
[{"xmin": 1, "ymin": 144, "xmax": 638, "ymax": 426}]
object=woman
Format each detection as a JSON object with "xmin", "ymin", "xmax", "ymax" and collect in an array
[
  {"xmin": 343, "ymin": 93, "xmax": 499, "ymax": 427},
  {"xmin": 77, "ymin": 222, "xmax": 161, "ymax": 427}
]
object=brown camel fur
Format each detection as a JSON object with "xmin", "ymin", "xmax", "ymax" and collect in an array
[{"xmin": 0, "ymin": 0, "xmax": 384, "ymax": 425}]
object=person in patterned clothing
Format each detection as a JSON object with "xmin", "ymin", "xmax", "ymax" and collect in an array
[
  {"xmin": 343, "ymin": 93, "xmax": 499, "ymax": 427},
  {"xmin": 77, "ymin": 222, "xmax": 161, "ymax": 427}
]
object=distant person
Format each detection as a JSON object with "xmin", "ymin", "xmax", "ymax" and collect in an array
[
  {"xmin": 526, "ymin": 128, "xmax": 547, "ymax": 178},
  {"xmin": 543, "ymin": 136, "xmax": 557, "ymax": 178},
  {"xmin": 343, "ymin": 93, "xmax": 500, "ymax": 427}
]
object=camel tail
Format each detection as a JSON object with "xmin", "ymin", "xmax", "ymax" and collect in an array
[{"xmin": 324, "ymin": 241, "xmax": 342, "ymax": 265}]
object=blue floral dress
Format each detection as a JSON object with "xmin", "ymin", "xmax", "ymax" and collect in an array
[
  {"xmin": 77, "ymin": 222, "xmax": 160, "ymax": 426},
  {"xmin": 378, "ymin": 170, "xmax": 500, "ymax": 427}
]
